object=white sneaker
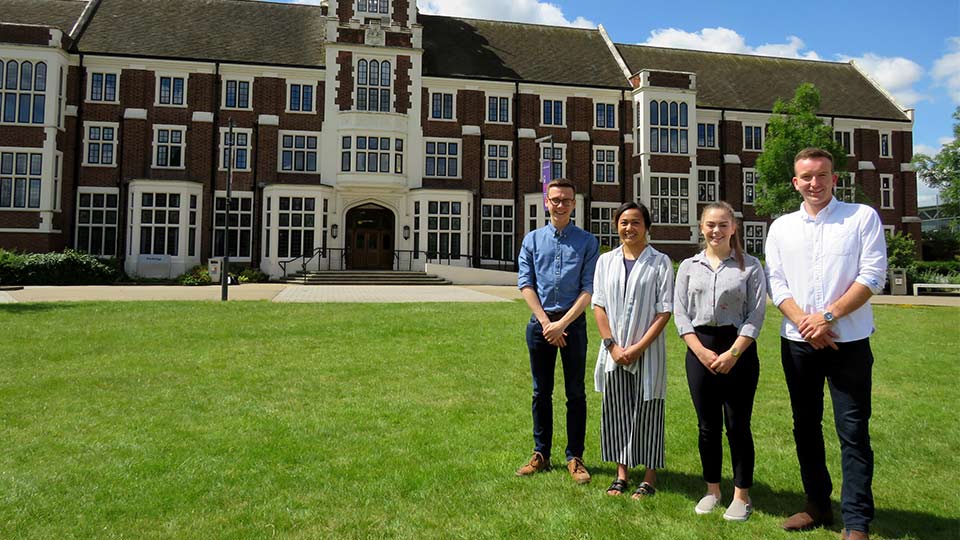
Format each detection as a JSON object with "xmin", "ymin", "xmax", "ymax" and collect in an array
[
  {"xmin": 723, "ymin": 499, "xmax": 753, "ymax": 521},
  {"xmin": 695, "ymin": 493, "xmax": 720, "ymax": 515}
]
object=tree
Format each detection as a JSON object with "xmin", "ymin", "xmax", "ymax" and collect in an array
[
  {"xmin": 754, "ymin": 83, "xmax": 849, "ymax": 217},
  {"xmin": 913, "ymin": 106, "xmax": 960, "ymax": 218}
]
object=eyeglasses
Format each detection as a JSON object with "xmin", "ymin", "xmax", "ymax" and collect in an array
[{"xmin": 547, "ymin": 197, "xmax": 575, "ymax": 207}]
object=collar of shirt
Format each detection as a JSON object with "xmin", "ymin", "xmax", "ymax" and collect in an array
[
  {"xmin": 690, "ymin": 250, "xmax": 735, "ymax": 271},
  {"xmin": 799, "ymin": 196, "xmax": 839, "ymax": 223}
]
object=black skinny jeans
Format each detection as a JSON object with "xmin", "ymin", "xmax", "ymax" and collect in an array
[{"xmin": 685, "ymin": 325, "xmax": 759, "ymax": 488}]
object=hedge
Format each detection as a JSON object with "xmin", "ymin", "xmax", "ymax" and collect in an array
[{"xmin": 0, "ymin": 249, "xmax": 120, "ymax": 285}]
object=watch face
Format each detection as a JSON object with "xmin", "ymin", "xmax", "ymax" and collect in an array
[{"xmin": 824, "ymin": 312, "xmax": 834, "ymax": 322}]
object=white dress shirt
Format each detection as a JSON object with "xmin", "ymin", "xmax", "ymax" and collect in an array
[{"xmin": 765, "ymin": 197, "xmax": 887, "ymax": 342}]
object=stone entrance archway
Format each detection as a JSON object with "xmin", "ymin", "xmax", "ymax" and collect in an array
[{"xmin": 345, "ymin": 204, "xmax": 395, "ymax": 270}]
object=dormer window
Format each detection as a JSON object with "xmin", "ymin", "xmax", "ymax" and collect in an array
[{"xmin": 357, "ymin": 0, "xmax": 389, "ymax": 16}]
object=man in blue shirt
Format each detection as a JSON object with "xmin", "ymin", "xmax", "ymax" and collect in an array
[{"xmin": 516, "ymin": 179, "xmax": 599, "ymax": 484}]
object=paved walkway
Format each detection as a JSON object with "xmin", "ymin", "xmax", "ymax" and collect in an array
[{"xmin": 0, "ymin": 283, "xmax": 957, "ymax": 306}]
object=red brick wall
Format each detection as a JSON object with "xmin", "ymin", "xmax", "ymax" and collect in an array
[
  {"xmin": 394, "ymin": 0, "xmax": 409, "ymax": 25},
  {"xmin": 395, "ymin": 55, "xmax": 412, "ymax": 114},
  {"xmin": 386, "ymin": 32, "xmax": 411, "ymax": 48},
  {"xmin": 336, "ymin": 1, "xmax": 354, "ymax": 22},
  {"xmin": 336, "ymin": 52, "xmax": 354, "ymax": 111},
  {"xmin": 0, "ymin": 232, "xmax": 64, "ymax": 252},
  {"xmin": 648, "ymin": 71, "xmax": 692, "ymax": 89},
  {"xmin": 338, "ymin": 28, "xmax": 364, "ymax": 44},
  {"xmin": 0, "ymin": 212, "xmax": 41, "ymax": 229},
  {"xmin": 0, "ymin": 24, "xmax": 50, "ymax": 46}
]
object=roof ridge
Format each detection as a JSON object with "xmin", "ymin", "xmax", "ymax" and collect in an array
[{"xmin": 417, "ymin": 12, "xmax": 599, "ymax": 34}]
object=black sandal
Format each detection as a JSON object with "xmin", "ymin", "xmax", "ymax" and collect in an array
[
  {"xmin": 631, "ymin": 481, "xmax": 656, "ymax": 499},
  {"xmin": 606, "ymin": 479, "xmax": 629, "ymax": 496}
]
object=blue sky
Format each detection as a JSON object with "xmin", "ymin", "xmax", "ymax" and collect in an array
[{"xmin": 273, "ymin": 0, "xmax": 959, "ymax": 205}]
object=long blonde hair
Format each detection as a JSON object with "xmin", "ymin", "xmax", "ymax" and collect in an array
[{"xmin": 700, "ymin": 201, "xmax": 744, "ymax": 270}]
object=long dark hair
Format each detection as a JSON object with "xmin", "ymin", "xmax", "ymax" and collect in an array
[{"xmin": 700, "ymin": 201, "xmax": 744, "ymax": 270}]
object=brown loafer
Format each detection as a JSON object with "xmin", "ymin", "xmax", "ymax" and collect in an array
[
  {"xmin": 567, "ymin": 457, "xmax": 591, "ymax": 484},
  {"xmin": 782, "ymin": 502, "xmax": 834, "ymax": 531},
  {"xmin": 841, "ymin": 529, "xmax": 869, "ymax": 540},
  {"xmin": 515, "ymin": 451, "xmax": 550, "ymax": 476}
]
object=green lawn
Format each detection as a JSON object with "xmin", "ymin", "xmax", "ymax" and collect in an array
[{"xmin": 0, "ymin": 301, "xmax": 957, "ymax": 540}]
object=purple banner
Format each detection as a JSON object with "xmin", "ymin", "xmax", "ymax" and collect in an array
[{"xmin": 541, "ymin": 160, "xmax": 552, "ymax": 205}]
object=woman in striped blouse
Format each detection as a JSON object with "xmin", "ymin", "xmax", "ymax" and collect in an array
[
  {"xmin": 673, "ymin": 201, "xmax": 766, "ymax": 521},
  {"xmin": 592, "ymin": 202, "xmax": 673, "ymax": 499}
]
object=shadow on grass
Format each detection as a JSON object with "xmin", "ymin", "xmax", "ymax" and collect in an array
[{"xmin": 0, "ymin": 303, "xmax": 84, "ymax": 314}]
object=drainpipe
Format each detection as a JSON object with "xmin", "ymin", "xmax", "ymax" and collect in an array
[
  {"xmin": 71, "ymin": 53, "xmax": 85, "ymax": 254},
  {"xmin": 620, "ymin": 88, "xmax": 626, "ymax": 203},
  {"xmin": 209, "ymin": 62, "xmax": 221, "ymax": 265},
  {"xmin": 512, "ymin": 80, "xmax": 520, "ymax": 271}
]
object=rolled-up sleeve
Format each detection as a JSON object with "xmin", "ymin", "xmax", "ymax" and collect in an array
[
  {"xmin": 765, "ymin": 221, "xmax": 792, "ymax": 307},
  {"xmin": 579, "ymin": 235, "xmax": 599, "ymax": 295},
  {"xmin": 655, "ymin": 254, "xmax": 674, "ymax": 314},
  {"xmin": 855, "ymin": 208, "xmax": 888, "ymax": 295},
  {"xmin": 738, "ymin": 261, "xmax": 767, "ymax": 339},
  {"xmin": 517, "ymin": 234, "xmax": 535, "ymax": 290},
  {"xmin": 672, "ymin": 260, "xmax": 696, "ymax": 336}
]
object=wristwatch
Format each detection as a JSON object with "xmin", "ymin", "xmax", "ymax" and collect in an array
[
  {"xmin": 823, "ymin": 311, "xmax": 835, "ymax": 323},
  {"xmin": 730, "ymin": 346, "xmax": 741, "ymax": 359},
  {"xmin": 603, "ymin": 338, "xmax": 616, "ymax": 350}
]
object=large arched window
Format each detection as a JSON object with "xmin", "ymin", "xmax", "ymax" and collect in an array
[
  {"xmin": 356, "ymin": 58, "xmax": 391, "ymax": 112},
  {"xmin": 648, "ymin": 99, "xmax": 689, "ymax": 155},
  {"xmin": 1, "ymin": 59, "xmax": 46, "ymax": 124}
]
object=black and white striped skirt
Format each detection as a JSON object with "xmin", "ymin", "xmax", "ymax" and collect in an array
[{"xmin": 600, "ymin": 367, "xmax": 665, "ymax": 469}]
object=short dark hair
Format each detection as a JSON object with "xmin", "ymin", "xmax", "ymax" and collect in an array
[
  {"xmin": 613, "ymin": 201, "xmax": 651, "ymax": 230},
  {"xmin": 546, "ymin": 178, "xmax": 576, "ymax": 194},
  {"xmin": 794, "ymin": 147, "xmax": 834, "ymax": 167}
]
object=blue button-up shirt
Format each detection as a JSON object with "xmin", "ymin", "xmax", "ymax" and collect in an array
[{"xmin": 518, "ymin": 222, "xmax": 599, "ymax": 313}]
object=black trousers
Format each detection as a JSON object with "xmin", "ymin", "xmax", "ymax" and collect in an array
[
  {"xmin": 781, "ymin": 337, "xmax": 874, "ymax": 533},
  {"xmin": 685, "ymin": 325, "xmax": 759, "ymax": 488}
]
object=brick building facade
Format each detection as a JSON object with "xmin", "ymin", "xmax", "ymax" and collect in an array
[{"xmin": 0, "ymin": 0, "xmax": 919, "ymax": 278}]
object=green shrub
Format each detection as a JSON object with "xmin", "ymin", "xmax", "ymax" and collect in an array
[
  {"xmin": 0, "ymin": 249, "xmax": 120, "ymax": 285},
  {"xmin": 921, "ymin": 228, "xmax": 960, "ymax": 261},
  {"xmin": 914, "ymin": 270, "xmax": 960, "ymax": 285},
  {"xmin": 238, "ymin": 267, "xmax": 269, "ymax": 283},
  {"xmin": 885, "ymin": 231, "xmax": 917, "ymax": 269},
  {"xmin": 177, "ymin": 265, "xmax": 212, "ymax": 286}
]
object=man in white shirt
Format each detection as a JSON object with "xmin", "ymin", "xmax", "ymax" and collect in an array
[{"xmin": 765, "ymin": 148, "xmax": 887, "ymax": 540}]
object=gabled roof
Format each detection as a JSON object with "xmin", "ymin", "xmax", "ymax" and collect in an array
[
  {"xmin": 617, "ymin": 44, "xmax": 910, "ymax": 122},
  {"xmin": 76, "ymin": 0, "xmax": 327, "ymax": 68},
  {"xmin": 420, "ymin": 14, "xmax": 629, "ymax": 89},
  {"xmin": 0, "ymin": 0, "xmax": 89, "ymax": 35}
]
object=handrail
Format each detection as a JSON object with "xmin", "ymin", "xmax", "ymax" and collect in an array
[{"xmin": 279, "ymin": 246, "xmax": 515, "ymax": 276}]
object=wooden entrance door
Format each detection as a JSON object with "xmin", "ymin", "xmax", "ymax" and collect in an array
[{"xmin": 346, "ymin": 205, "xmax": 394, "ymax": 270}]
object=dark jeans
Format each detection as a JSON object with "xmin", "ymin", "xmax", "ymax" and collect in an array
[
  {"xmin": 526, "ymin": 312, "xmax": 587, "ymax": 462},
  {"xmin": 685, "ymin": 326, "xmax": 759, "ymax": 488},
  {"xmin": 781, "ymin": 337, "xmax": 875, "ymax": 533}
]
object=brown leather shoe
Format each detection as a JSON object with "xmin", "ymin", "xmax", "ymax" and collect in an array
[
  {"xmin": 841, "ymin": 529, "xmax": 869, "ymax": 540},
  {"xmin": 567, "ymin": 457, "xmax": 591, "ymax": 484},
  {"xmin": 515, "ymin": 451, "xmax": 550, "ymax": 476},
  {"xmin": 782, "ymin": 502, "xmax": 834, "ymax": 531}
]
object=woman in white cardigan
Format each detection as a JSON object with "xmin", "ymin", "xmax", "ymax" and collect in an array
[{"xmin": 592, "ymin": 202, "xmax": 673, "ymax": 499}]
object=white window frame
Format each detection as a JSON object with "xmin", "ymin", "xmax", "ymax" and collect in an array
[
  {"xmin": 341, "ymin": 134, "xmax": 403, "ymax": 175},
  {"xmin": 479, "ymin": 198, "xmax": 515, "ymax": 263},
  {"xmin": 743, "ymin": 221, "xmax": 767, "ymax": 256},
  {"xmin": 835, "ymin": 173, "xmax": 856, "ymax": 202},
  {"xmin": 697, "ymin": 166, "xmax": 719, "ymax": 203},
  {"xmin": 834, "ymin": 129, "xmax": 854, "ymax": 156},
  {"xmin": 219, "ymin": 127, "xmax": 252, "ymax": 172},
  {"xmin": 649, "ymin": 99, "xmax": 690, "ymax": 155},
  {"xmin": 279, "ymin": 130, "xmax": 321, "ymax": 174},
  {"xmin": 880, "ymin": 174, "xmax": 894, "ymax": 209},
  {"xmin": 0, "ymin": 148, "xmax": 43, "ymax": 210},
  {"xmin": 592, "ymin": 145, "xmax": 619, "ymax": 184},
  {"xmin": 286, "ymin": 80, "xmax": 316, "ymax": 114},
  {"xmin": 697, "ymin": 121, "xmax": 717, "ymax": 148},
  {"xmin": 883, "ymin": 224, "xmax": 895, "ymax": 237},
  {"xmin": 484, "ymin": 140, "xmax": 512, "ymax": 181},
  {"xmin": 83, "ymin": 121, "xmax": 119, "ymax": 167},
  {"xmin": 75, "ymin": 187, "xmax": 119, "ymax": 257},
  {"xmin": 86, "ymin": 70, "xmax": 120, "ymax": 103},
  {"xmin": 743, "ymin": 168, "xmax": 758, "ymax": 206},
  {"xmin": 879, "ymin": 131, "xmax": 892, "ymax": 158},
  {"xmin": 222, "ymin": 77, "xmax": 253, "ymax": 110},
  {"xmin": 154, "ymin": 74, "xmax": 187, "ymax": 107},
  {"xmin": 743, "ymin": 124, "xmax": 764, "ymax": 151},
  {"xmin": 212, "ymin": 190, "xmax": 254, "ymax": 261},
  {"xmin": 428, "ymin": 90, "xmax": 456, "ymax": 121},
  {"xmin": 590, "ymin": 202, "xmax": 621, "ymax": 249},
  {"xmin": 424, "ymin": 137, "xmax": 461, "ymax": 179},
  {"xmin": 540, "ymin": 97, "xmax": 565, "ymax": 127},
  {"xmin": 354, "ymin": 58, "xmax": 392, "ymax": 113},
  {"xmin": 486, "ymin": 94, "xmax": 511, "ymax": 124},
  {"xmin": 539, "ymin": 142, "xmax": 567, "ymax": 181},
  {"xmin": 649, "ymin": 175, "xmax": 692, "ymax": 225},
  {"xmin": 595, "ymin": 102, "xmax": 617, "ymax": 130},
  {"xmin": 130, "ymin": 189, "xmax": 199, "ymax": 257},
  {"xmin": 0, "ymin": 59, "xmax": 48, "ymax": 125},
  {"xmin": 152, "ymin": 125, "xmax": 187, "ymax": 170},
  {"xmin": 423, "ymin": 199, "xmax": 465, "ymax": 260}
]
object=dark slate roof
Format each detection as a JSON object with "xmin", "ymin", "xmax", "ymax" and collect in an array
[
  {"xmin": 420, "ymin": 14, "xmax": 628, "ymax": 89},
  {"xmin": 76, "ymin": 0, "xmax": 327, "ymax": 67},
  {"xmin": 0, "ymin": 0, "xmax": 89, "ymax": 34},
  {"xmin": 617, "ymin": 44, "xmax": 909, "ymax": 122}
]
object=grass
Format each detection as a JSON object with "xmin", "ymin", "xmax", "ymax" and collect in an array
[{"xmin": 0, "ymin": 301, "xmax": 958, "ymax": 540}]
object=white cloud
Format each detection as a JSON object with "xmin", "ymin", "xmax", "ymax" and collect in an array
[
  {"xmin": 915, "ymin": 143, "xmax": 940, "ymax": 156},
  {"xmin": 642, "ymin": 27, "xmax": 820, "ymax": 60},
  {"xmin": 841, "ymin": 54, "xmax": 926, "ymax": 108},
  {"xmin": 417, "ymin": 0, "xmax": 594, "ymax": 28},
  {"xmin": 932, "ymin": 37, "xmax": 960, "ymax": 104}
]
